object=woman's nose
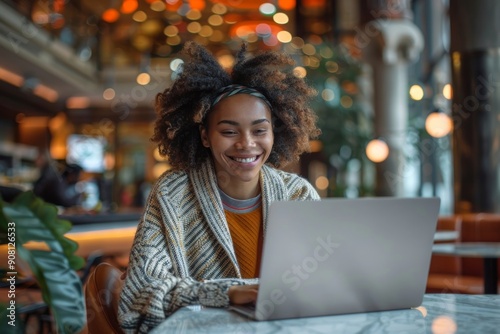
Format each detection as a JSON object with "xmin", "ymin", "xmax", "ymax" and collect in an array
[{"xmin": 236, "ymin": 134, "xmax": 256, "ymax": 149}]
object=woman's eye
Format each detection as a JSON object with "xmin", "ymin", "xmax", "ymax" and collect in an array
[
  {"xmin": 221, "ymin": 130, "xmax": 237, "ymax": 135},
  {"xmin": 254, "ymin": 129, "xmax": 268, "ymax": 135}
]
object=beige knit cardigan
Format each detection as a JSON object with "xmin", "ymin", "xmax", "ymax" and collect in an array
[{"xmin": 118, "ymin": 160, "xmax": 320, "ymax": 333}]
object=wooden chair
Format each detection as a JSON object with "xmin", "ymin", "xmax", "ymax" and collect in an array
[
  {"xmin": 427, "ymin": 215, "xmax": 464, "ymax": 293},
  {"xmin": 84, "ymin": 263, "xmax": 125, "ymax": 334},
  {"xmin": 428, "ymin": 215, "xmax": 462, "ymax": 274}
]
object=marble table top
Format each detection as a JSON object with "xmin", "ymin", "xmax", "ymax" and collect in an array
[{"xmin": 150, "ymin": 294, "xmax": 500, "ymax": 333}]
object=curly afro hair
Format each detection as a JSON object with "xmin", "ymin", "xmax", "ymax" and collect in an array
[{"xmin": 151, "ymin": 41, "xmax": 321, "ymax": 171}]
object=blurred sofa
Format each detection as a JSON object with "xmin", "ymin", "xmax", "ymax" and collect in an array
[{"xmin": 426, "ymin": 214, "xmax": 500, "ymax": 294}]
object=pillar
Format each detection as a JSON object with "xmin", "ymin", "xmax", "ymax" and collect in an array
[
  {"xmin": 362, "ymin": 18, "xmax": 424, "ymax": 196},
  {"xmin": 449, "ymin": 0, "xmax": 500, "ymax": 213}
]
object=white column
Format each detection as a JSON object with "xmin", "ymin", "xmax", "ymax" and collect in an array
[{"xmin": 363, "ymin": 19, "xmax": 424, "ymax": 196}]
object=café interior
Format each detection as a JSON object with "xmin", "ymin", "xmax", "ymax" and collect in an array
[{"xmin": 0, "ymin": 0, "xmax": 499, "ymax": 333}]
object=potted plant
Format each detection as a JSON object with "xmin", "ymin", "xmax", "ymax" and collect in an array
[{"xmin": 0, "ymin": 191, "xmax": 86, "ymax": 333}]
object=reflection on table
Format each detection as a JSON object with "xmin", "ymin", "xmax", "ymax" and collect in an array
[
  {"xmin": 432, "ymin": 243, "xmax": 500, "ymax": 294},
  {"xmin": 433, "ymin": 231, "xmax": 460, "ymax": 242},
  {"xmin": 66, "ymin": 220, "xmax": 138, "ymax": 258},
  {"xmin": 13, "ymin": 213, "xmax": 140, "ymax": 260},
  {"xmin": 150, "ymin": 294, "xmax": 500, "ymax": 334}
]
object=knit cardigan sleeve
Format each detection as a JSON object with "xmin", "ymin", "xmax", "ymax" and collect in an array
[{"xmin": 118, "ymin": 180, "xmax": 252, "ymax": 333}]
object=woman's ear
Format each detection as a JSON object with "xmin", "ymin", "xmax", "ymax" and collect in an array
[{"xmin": 199, "ymin": 125, "xmax": 210, "ymax": 148}]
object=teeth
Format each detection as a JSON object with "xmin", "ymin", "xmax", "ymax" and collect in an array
[{"xmin": 233, "ymin": 156, "xmax": 257, "ymax": 163}]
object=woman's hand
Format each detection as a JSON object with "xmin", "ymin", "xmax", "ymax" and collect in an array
[{"xmin": 228, "ymin": 284, "xmax": 259, "ymax": 305}]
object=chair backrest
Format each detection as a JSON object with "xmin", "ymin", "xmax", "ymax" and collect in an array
[
  {"xmin": 429, "ymin": 215, "xmax": 462, "ymax": 275},
  {"xmin": 460, "ymin": 213, "xmax": 500, "ymax": 277},
  {"xmin": 84, "ymin": 262, "xmax": 124, "ymax": 334}
]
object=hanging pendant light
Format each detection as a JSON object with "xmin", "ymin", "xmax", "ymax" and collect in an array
[
  {"xmin": 425, "ymin": 109, "xmax": 453, "ymax": 138},
  {"xmin": 366, "ymin": 138, "xmax": 389, "ymax": 163}
]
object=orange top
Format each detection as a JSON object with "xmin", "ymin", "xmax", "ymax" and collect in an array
[{"xmin": 225, "ymin": 208, "xmax": 263, "ymax": 279}]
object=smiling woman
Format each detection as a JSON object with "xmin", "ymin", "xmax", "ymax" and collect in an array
[
  {"xmin": 118, "ymin": 41, "xmax": 321, "ymax": 333},
  {"xmin": 200, "ymin": 91, "xmax": 274, "ymax": 199}
]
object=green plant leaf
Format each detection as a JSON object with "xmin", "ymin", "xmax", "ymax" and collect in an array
[
  {"xmin": 0, "ymin": 191, "xmax": 86, "ymax": 334},
  {"xmin": 4, "ymin": 192, "xmax": 85, "ymax": 270},
  {"xmin": 0, "ymin": 196, "xmax": 10, "ymax": 236},
  {"xmin": 20, "ymin": 248, "xmax": 86, "ymax": 334}
]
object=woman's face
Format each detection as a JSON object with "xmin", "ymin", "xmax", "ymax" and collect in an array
[{"xmin": 200, "ymin": 94, "xmax": 274, "ymax": 197}]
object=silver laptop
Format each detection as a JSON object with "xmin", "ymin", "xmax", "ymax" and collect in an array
[{"xmin": 230, "ymin": 197, "xmax": 440, "ymax": 321}]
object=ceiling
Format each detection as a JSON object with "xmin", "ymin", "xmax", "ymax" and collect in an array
[
  {"xmin": 83, "ymin": 0, "xmax": 301, "ymax": 66},
  {"xmin": 0, "ymin": 0, "xmax": 335, "ymax": 122}
]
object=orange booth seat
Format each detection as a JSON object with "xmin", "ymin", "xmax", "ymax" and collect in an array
[{"xmin": 427, "ymin": 214, "xmax": 500, "ymax": 294}]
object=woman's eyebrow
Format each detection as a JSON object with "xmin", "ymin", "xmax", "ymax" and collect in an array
[
  {"xmin": 217, "ymin": 119, "xmax": 271, "ymax": 126},
  {"xmin": 252, "ymin": 119, "xmax": 271, "ymax": 125}
]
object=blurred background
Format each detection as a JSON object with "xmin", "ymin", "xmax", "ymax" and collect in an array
[
  {"xmin": 2, "ymin": 3, "xmax": 500, "ymax": 330},
  {"xmin": 0, "ymin": 0, "xmax": 498, "ymax": 216}
]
